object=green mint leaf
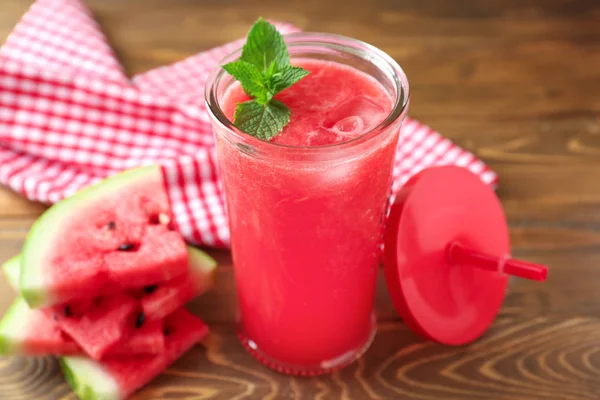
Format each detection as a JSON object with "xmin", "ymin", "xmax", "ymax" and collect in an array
[
  {"xmin": 233, "ymin": 99, "xmax": 290, "ymax": 141},
  {"xmin": 241, "ymin": 18, "xmax": 289, "ymax": 71},
  {"xmin": 264, "ymin": 60, "xmax": 279, "ymax": 82},
  {"xmin": 222, "ymin": 60, "xmax": 272, "ymax": 104},
  {"xmin": 268, "ymin": 65, "xmax": 310, "ymax": 95}
]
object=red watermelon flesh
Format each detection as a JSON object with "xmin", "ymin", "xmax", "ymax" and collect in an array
[
  {"xmin": 50, "ymin": 293, "xmax": 139, "ymax": 360},
  {"xmin": 60, "ymin": 309, "xmax": 209, "ymax": 400},
  {"xmin": 21, "ymin": 165, "xmax": 190, "ymax": 309},
  {"xmin": 0, "ymin": 298, "xmax": 81, "ymax": 356},
  {"xmin": 107, "ymin": 319, "xmax": 165, "ymax": 357},
  {"xmin": 106, "ymin": 226, "xmax": 188, "ymax": 289}
]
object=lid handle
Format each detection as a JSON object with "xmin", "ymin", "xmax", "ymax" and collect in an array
[{"xmin": 448, "ymin": 242, "xmax": 548, "ymax": 282}]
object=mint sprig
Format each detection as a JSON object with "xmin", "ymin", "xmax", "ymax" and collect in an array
[{"xmin": 222, "ymin": 18, "xmax": 309, "ymax": 141}]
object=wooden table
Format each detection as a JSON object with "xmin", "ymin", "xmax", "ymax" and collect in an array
[{"xmin": 1, "ymin": 0, "xmax": 599, "ymax": 398}]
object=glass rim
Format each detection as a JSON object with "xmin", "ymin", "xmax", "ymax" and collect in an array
[{"xmin": 204, "ymin": 31, "xmax": 410, "ymax": 153}]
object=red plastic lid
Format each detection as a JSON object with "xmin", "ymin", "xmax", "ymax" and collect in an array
[{"xmin": 383, "ymin": 166, "xmax": 547, "ymax": 345}]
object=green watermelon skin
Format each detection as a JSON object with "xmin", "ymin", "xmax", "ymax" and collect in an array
[
  {"xmin": 2, "ymin": 255, "xmax": 19, "ymax": 292},
  {"xmin": 61, "ymin": 309, "xmax": 209, "ymax": 400},
  {"xmin": 139, "ymin": 246, "xmax": 217, "ymax": 321},
  {"xmin": 20, "ymin": 165, "xmax": 189, "ymax": 309},
  {"xmin": 0, "ymin": 297, "xmax": 81, "ymax": 356}
]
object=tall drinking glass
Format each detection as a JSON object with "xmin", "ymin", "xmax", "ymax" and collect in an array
[{"xmin": 205, "ymin": 33, "xmax": 409, "ymax": 375}]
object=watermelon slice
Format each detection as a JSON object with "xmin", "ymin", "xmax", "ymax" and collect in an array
[
  {"xmin": 20, "ymin": 165, "xmax": 189, "ymax": 309},
  {"xmin": 60, "ymin": 308, "xmax": 209, "ymax": 400},
  {"xmin": 50, "ymin": 294, "xmax": 139, "ymax": 360},
  {"xmin": 0, "ymin": 297, "xmax": 165, "ymax": 358},
  {"xmin": 5, "ymin": 246, "xmax": 217, "ymax": 322},
  {"xmin": 137, "ymin": 246, "xmax": 217, "ymax": 321},
  {"xmin": 0, "ymin": 297, "xmax": 81, "ymax": 356}
]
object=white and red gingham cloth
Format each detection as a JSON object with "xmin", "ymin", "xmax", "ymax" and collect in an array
[{"xmin": 0, "ymin": 0, "xmax": 498, "ymax": 249}]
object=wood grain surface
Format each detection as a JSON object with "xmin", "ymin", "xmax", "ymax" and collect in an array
[{"xmin": 0, "ymin": 0, "xmax": 599, "ymax": 398}]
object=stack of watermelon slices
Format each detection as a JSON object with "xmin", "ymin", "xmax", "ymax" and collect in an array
[{"xmin": 0, "ymin": 165, "xmax": 217, "ymax": 400}]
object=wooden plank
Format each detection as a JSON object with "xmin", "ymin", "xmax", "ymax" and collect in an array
[{"xmin": 1, "ymin": 317, "xmax": 600, "ymax": 400}]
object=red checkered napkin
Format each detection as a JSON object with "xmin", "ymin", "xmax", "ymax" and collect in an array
[{"xmin": 0, "ymin": 0, "xmax": 498, "ymax": 249}]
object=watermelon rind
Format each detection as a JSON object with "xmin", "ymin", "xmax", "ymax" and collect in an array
[
  {"xmin": 188, "ymin": 246, "xmax": 218, "ymax": 288},
  {"xmin": 2, "ymin": 255, "xmax": 20, "ymax": 292},
  {"xmin": 0, "ymin": 298, "xmax": 32, "ymax": 355},
  {"xmin": 60, "ymin": 357, "xmax": 121, "ymax": 400},
  {"xmin": 20, "ymin": 164, "xmax": 163, "ymax": 308}
]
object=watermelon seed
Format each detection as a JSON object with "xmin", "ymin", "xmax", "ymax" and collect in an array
[
  {"xmin": 159, "ymin": 213, "xmax": 171, "ymax": 225},
  {"xmin": 135, "ymin": 312, "xmax": 146, "ymax": 328},
  {"xmin": 144, "ymin": 285, "xmax": 158, "ymax": 294},
  {"xmin": 149, "ymin": 213, "xmax": 171, "ymax": 226},
  {"xmin": 118, "ymin": 243, "xmax": 136, "ymax": 251},
  {"xmin": 64, "ymin": 306, "xmax": 72, "ymax": 317},
  {"xmin": 106, "ymin": 221, "xmax": 116, "ymax": 230},
  {"xmin": 163, "ymin": 327, "xmax": 172, "ymax": 336}
]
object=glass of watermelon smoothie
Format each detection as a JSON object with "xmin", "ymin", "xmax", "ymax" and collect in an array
[{"xmin": 205, "ymin": 33, "xmax": 409, "ymax": 375}]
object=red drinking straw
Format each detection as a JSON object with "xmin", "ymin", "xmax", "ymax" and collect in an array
[{"xmin": 447, "ymin": 242, "xmax": 548, "ymax": 282}]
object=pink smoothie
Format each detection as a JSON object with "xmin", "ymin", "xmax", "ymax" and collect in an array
[{"xmin": 215, "ymin": 59, "xmax": 399, "ymax": 373}]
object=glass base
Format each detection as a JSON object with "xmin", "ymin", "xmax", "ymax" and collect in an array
[{"xmin": 237, "ymin": 311, "xmax": 377, "ymax": 376}]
